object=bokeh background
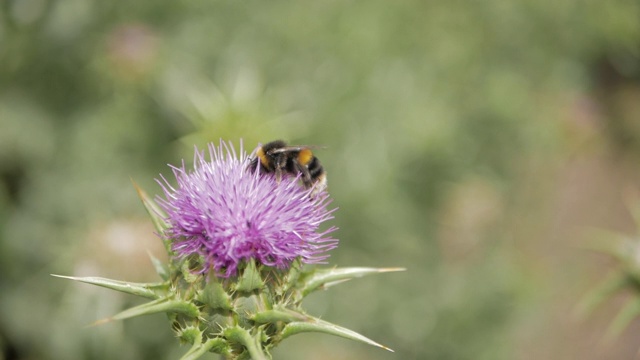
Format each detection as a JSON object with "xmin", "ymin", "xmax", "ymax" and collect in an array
[{"xmin": 2, "ymin": 1, "xmax": 640, "ymax": 359}]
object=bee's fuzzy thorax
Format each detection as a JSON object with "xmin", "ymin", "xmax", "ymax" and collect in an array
[{"xmin": 297, "ymin": 148, "xmax": 314, "ymax": 165}]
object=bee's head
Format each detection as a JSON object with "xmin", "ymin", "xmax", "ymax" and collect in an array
[{"xmin": 255, "ymin": 140, "xmax": 287, "ymax": 170}]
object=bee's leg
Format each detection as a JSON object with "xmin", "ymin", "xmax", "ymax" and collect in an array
[
  {"xmin": 275, "ymin": 168, "xmax": 283, "ymax": 184},
  {"xmin": 295, "ymin": 163, "xmax": 313, "ymax": 189},
  {"xmin": 274, "ymin": 156, "xmax": 288, "ymax": 184},
  {"xmin": 247, "ymin": 157, "xmax": 259, "ymax": 173}
]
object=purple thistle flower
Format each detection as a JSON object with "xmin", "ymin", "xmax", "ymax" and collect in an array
[{"xmin": 156, "ymin": 140, "xmax": 338, "ymax": 277}]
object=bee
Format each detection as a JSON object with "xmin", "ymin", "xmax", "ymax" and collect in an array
[{"xmin": 248, "ymin": 140, "xmax": 327, "ymax": 193}]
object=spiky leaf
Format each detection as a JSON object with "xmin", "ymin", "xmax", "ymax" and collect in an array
[
  {"xmin": 251, "ymin": 307, "xmax": 308, "ymax": 324},
  {"xmin": 605, "ymin": 298, "xmax": 640, "ymax": 342},
  {"xmin": 223, "ymin": 326, "xmax": 269, "ymax": 360},
  {"xmin": 280, "ymin": 316, "xmax": 393, "ymax": 352},
  {"xmin": 198, "ymin": 278, "xmax": 233, "ymax": 311},
  {"xmin": 575, "ymin": 271, "xmax": 628, "ymax": 320},
  {"xmin": 132, "ymin": 180, "xmax": 171, "ymax": 251},
  {"xmin": 301, "ymin": 267, "xmax": 406, "ymax": 296},
  {"xmin": 236, "ymin": 260, "xmax": 264, "ymax": 293},
  {"xmin": 51, "ymin": 274, "xmax": 167, "ymax": 299},
  {"xmin": 92, "ymin": 298, "xmax": 200, "ymax": 326},
  {"xmin": 180, "ymin": 338, "xmax": 230, "ymax": 360},
  {"xmin": 148, "ymin": 251, "xmax": 170, "ymax": 280}
]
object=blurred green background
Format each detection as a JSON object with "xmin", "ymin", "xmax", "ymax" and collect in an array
[{"xmin": 2, "ymin": 0, "xmax": 640, "ymax": 359}]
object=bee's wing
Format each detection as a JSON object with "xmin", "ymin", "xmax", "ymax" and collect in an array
[
  {"xmin": 293, "ymin": 161, "xmax": 313, "ymax": 183},
  {"xmin": 268, "ymin": 145, "xmax": 325, "ymax": 154}
]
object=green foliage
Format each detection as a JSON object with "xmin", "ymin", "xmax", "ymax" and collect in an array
[
  {"xmin": 578, "ymin": 209, "xmax": 640, "ymax": 342},
  {"xmin": 53, "ymin": 232, "xmax": 400, "ymax": 359}
]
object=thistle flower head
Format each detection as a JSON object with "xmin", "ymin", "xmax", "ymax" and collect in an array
[
  {"xmin": 156, "ymin": 140, "xmax": 338, "ymax": 277},
  {"xmin": 54, "ymin": 139, "xmax": 401, "ymax": 359}
]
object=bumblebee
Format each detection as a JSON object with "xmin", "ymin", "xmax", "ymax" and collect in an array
[{"xmin": 248, "ymin": 140, "xmax": 327, "ymax": 193}]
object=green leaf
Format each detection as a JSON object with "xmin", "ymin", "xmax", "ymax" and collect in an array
[
  {"xmin": 605, "ymin": 298, "xmax": 640, "ymax": 342},
  {"xmin": 198, "ymin": 278, "xmax": 233, "ymax": 311},
  {"xmin": 623, "ymin": 191, "xmax": 640, "ymax": 227},
  {"xmin": 280, "ymin": 316, "xmax": 393, "ymax": 352},
  {"xmin": 235, "ymin": 259, "xmax": 264, "ymax": 293},
  {"xmin": 132, "ymin": 179, "xmax": 171, "ymax": 252},
  {"xmin": 251, "ymin": 307, "xmax": 308, "ymax": 324},
  {"xmin": 91, "ymin": 298, "xmax": 200, "ymax": 326},
  {"xmin": 148, "ymin": 251, "xmax": 170, "ymax": 280},
  {"xmin": 574, "ymin": 271, "xmax": 627, "ymax": 320},
  {"xmin": 605, "ymin": 299, "xmax": 640, "ymax": 342},
  {"xmin": 223, "ymin": 326, "xmax": 269, "ymax": 360},
  {"xmin": 581, "ymin": 228, "xmax": 630, "ymax": 260},
  {"xmin": 51, "ymin": 274, "xmax": 167, "ymax": 299},
  {"xmin": 279, "ymin": 259, "xmax": 302, "ymax": 295},
  {"xmin": 179, "ymin": 336, "xmax": 229, "ymax": 360},
  {"xmin": 177, "ymin": 326, "xmax": 203, "ymax": 345},
  {"xmin": 181, "ymin": 261, "xmax": 201, "ymax": 284},
  {"xmin": 301, "ymin": 267, "xmax": 406, "ymax": 296}
]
